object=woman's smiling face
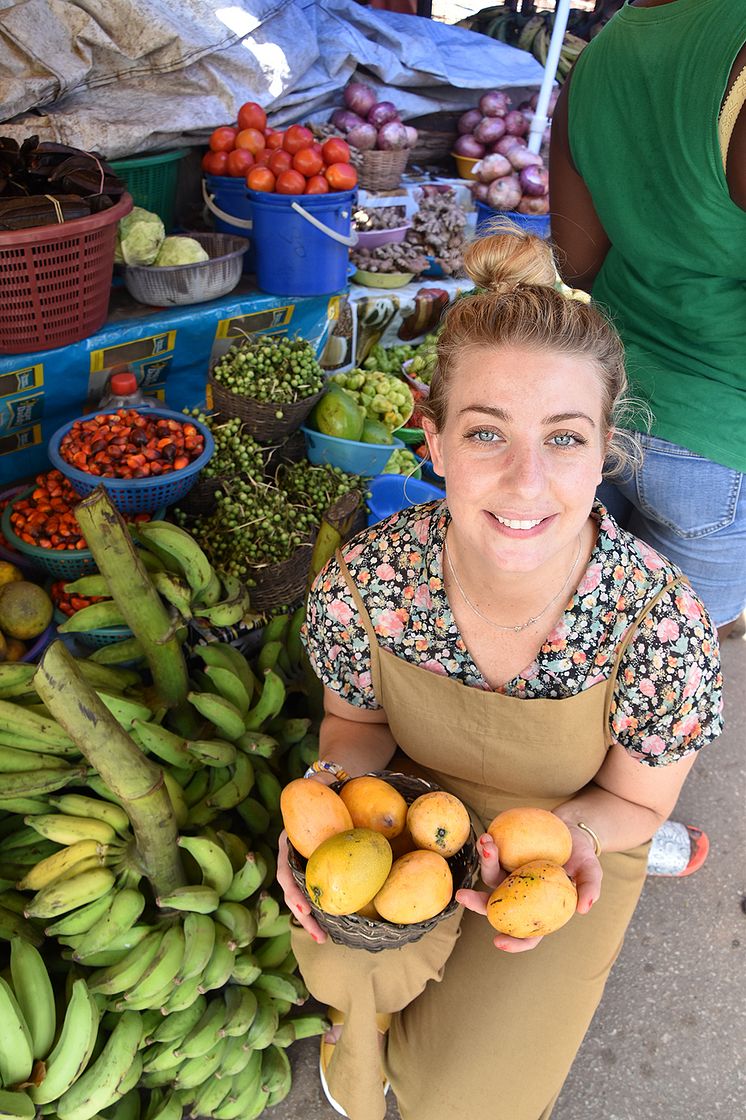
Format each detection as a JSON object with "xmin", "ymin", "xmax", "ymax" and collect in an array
[{"xmin": 424, "ymin": 344, "xmax": 608, "ymax": 575}]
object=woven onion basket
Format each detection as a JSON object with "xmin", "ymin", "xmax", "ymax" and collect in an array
[
  {"xmin": 207, "ymin": 372, "xmax": 323, "ymax": 443},
  {"xmin": 358, "ymin": 149, "xmax": 409, "ymax": 192},
  {"xmin": 288, "ymin": 770, "xmax": 479, "ymax": 951}
]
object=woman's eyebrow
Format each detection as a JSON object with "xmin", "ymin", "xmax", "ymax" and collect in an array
[{"xmin": 459, "ymin": 405, "xmax": 596, "ymax": 428}]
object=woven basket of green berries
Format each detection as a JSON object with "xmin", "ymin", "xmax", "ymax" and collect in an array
[
  {"xmin": 176, "ymin": 411, "xmax": 265, "ymax": 517},
  {"xmin": 208, "ymin": 334, "xmax": 326, "ymax": 442}
]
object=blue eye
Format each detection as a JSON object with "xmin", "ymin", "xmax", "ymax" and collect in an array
[
  {"xmin": 471, "ymin": 429, "xmax": 498, "ymax": 442},
  {"xmin": 551, "ymin": 432, "xmax": 581, "ymax": 447}
]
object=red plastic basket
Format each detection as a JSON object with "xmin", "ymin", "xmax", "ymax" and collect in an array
[{"xmin": 0, "ymin": 193, "xmax": 133, "ymax": 355}]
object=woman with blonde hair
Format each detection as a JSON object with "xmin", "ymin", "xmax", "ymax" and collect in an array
[{"xmin": 277, "ymin": 226, "xmax": 723, "ymax": 1120}]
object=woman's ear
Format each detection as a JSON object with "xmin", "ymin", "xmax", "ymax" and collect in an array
[{"xmin": 422, "ymin": 418, "xmax": 444, "ymax": 478}]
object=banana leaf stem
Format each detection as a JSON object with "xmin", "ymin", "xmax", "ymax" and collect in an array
[{"xmin": 34, "ymin": 642, "xmax": 186, "ymax": 897}]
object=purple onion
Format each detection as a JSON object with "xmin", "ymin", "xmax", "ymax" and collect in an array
[
  {"xmin": 519, "ymin": 164, "xmax": 549, "ymax": 197},
  {"xmin": 528, "ymin": 89, "xmax": 560, "ymax": 117},
  {"xmin": 507, "ymin": 146, "xmax": 544, "ymax": 172},
  {"xmin": 343, "ymin": 81, "xmax": 378, "ymax": 118},
  {"xmin": 479, "ymin": 90, "xmax": 510, "ymax": 118},
  {"xmin": 368, "ymin": 101, "xmax": 399, "ymax": 129},
  {"xmin": 470, "ymin": 182, "xmax": 490, "ymax": 202},
  {"xmin": 486, "ymin": 173, "xmax": 522, "ymax": 211},
  {"xmin": 504, "ymin": 109, "xmax": 529, "ymax": 137},
  {"xmin": 493, "ymin": 135, "xmax": 525, "ymax": 156},
  {"xmin": 347, "ymin": 122, "xmax": 378, "ymax": 151},
  {"xmin": 476, "ymin": 153, "xmax": 512, "ymax": 183},
  {"xmin": 473, "ymin": 116, "xmax": 507, "ymax": 145},
  {"xmin": 331, "ymin": 108, "xmax": 366, "ymax": 134},
  {"xmin": 458, "ymin": 108, "xmax": 483, "ymax": 135},
  {"xmin": 403, "ymin": 125, "xmax": 419, "ymax": 148},
  {"xmin": 376, "ymin": 120, "xmax": 409, "ymax": 150},
  {"xmin": 517, "ymin": 195, "xmax": 550, "ymax": 215},
  {"xmin": 453, "ymin": 134, "xmax": 486, "ymax": 159}
]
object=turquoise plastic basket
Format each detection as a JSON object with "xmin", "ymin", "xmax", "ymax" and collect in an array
[{"xmin": 301, "ymin": 427, "xmax": 403, "ymax": 476}]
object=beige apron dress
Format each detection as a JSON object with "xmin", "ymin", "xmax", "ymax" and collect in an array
[{"xmin": 293, "ymin": 554, "xmax": 684, "ymax": 1120}]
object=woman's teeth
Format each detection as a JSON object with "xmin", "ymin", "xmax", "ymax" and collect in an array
[{"xmin": 494, "ymin": 515, "xmax": 543, "ymax": 530}]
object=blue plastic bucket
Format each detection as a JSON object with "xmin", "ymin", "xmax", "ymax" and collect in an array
[
  {"xmin": 475, "ymin": 200, "xmax": 550, "ymax": 240},
  {"xmin": 301, "ymin": 426, "xmax": 404, "ymax": 476},
  {"xmin": 367, "ymin": 474, "xmax": 444, "ymax": 526},
  {"xmin": 247, "ymin": 189, "xmax": 356, "ymax": 296},
  {"xmin": 203, "ymin": 175, "xmax": 255, "ymax": 271}
]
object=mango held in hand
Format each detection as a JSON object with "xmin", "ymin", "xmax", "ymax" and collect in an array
[
  {"xmin": 339, "ymin": 775, "xmax": 408, "ymax": 840},
  {"xmin": 280, "ymin": 779, "xmax": 353, "ymax": 859},
  {"xmin": 374, "ymin": 850, "xmax": 453, "ymax": 925},
  {"xmin": 407, "ymin": 790, "xmax": 471, "ymax": 858},
  {"xmin": 487, "ymin": 860, "xmax": 577, "ymax": 938},
  {"xmin": 487, "ymin": 807, "xmax": 572, "ymax": 872},
  {"xmin": 305, "ymin": 828, "xmax": 393, "ymax": 916}
]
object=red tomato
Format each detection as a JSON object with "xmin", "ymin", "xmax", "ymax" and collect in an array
[
  {"xmin": 209, "ymin": 126, "xmax": 238, "ymax": 153},
  {"xmin": 325, "ymin": 162, "xmax": 358, "ymax": 191},
  {"xmin": 237, "ymin": 101, "xmax": 267, "ymax": 132},
  {"xmin": 321, "ymin": 137, "xmax": 351, "ymax": 166},
  {"xmin": 201, "ymin": 150, "xmax": 229, "ymax": 175},
  {"xmin": 292, "ymin": 147, "xmax": 324, "ymax": 177},
  {"xmin": 283, "ymin": 125, "xmax": 314, "ymax": 155},
  {"xmin": 235, "ymin": 128, "xmax": 266, "ymax": 155},
  {"xmin": 275, "ymin": 169, "xmax": 307, "ymax": 195},
  {"xmin": 226, "ymin": 148, "xmax": 255, "ymax": 177},
  {"xmin": 266, "ymin": 131, "xmax": 285, "ymax": 150},
  {"xmin": 247, "ymin": 167, "xmax": 276, "ymax": 193},
  {"xmin": 253, "ymin": 148, "xmax": 272, "ymax": 168},
  {"xmin": 304, "ymin": 174, "xmax": 330, "ymax": 195},
  {"xmin": 268, "ymin": 149, "xmax": 293, "ymax": 177}
]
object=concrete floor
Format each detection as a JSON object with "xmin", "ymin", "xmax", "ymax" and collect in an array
[{"xmin": 279, "ymin": 631, "xmax": 746, "ymax": 1120}]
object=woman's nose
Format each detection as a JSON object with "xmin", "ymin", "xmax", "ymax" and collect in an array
[{"xmin": 502, "ymin": 444, "xmax": 546, "ymax": 495}]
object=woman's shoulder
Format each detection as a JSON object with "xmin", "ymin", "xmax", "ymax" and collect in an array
[{"xmin": 338, "ymin": 498, "xmax": 446, "ymax": 583}]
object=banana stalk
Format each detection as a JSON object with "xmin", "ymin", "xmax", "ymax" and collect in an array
[
  {"xmin": 74, "ymin": 488, "xmax": 188, "ymax": 709},
  {"xmin": 34, "ymin": 642, "xmax": 186, "ymax": 899}
]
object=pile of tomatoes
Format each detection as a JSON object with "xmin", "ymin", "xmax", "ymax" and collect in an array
[{"xmin": 202, "ymin": 100, "xmax": 358, "ymax": 195}]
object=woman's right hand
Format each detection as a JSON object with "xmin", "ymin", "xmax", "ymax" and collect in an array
[{"xmin": 277, "ymin": 830, "xmax": 327, "ymax": 943}]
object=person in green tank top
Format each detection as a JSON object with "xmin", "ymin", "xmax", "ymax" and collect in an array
[{"xmin": 549, "ymin": 0, "xmax": 746, "ymax": 638}]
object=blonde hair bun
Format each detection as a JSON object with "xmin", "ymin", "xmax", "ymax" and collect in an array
[{"xmin": 464, "ymin": 220, "xmax": 557, "ymax": 293}]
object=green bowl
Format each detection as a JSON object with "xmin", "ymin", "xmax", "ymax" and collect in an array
[{"xmin": 396, "ymin": 426, "xmax": 425, "ymax": 446}]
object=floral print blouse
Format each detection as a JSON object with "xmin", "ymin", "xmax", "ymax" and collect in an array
[{"xmin": 303, "ymin": 501, "xmax": 723, "ymax": 766}]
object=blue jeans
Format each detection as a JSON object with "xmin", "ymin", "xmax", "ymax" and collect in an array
[{"xmin": 598, "ymin": 433, "xmax": 746, "ymax": 627}]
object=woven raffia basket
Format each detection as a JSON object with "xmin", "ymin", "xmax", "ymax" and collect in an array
[
  {"xmin": 407, "ymin": 111, "xmax": 461, "ymax": 167},
  {"xmin": 358, "ymin": 149, "xmax": 409, "ymax": 192},
  {"xmin": 263, "ymin": 429, "xmax": 308, "ymax": 478},
  {"xmin": 248, "ymin": 533, "xmax": 314, "ymax": 612},
  {"xmin": 174, "ymin": 473, "xmax": 233, "ymax": 518},
  {"xmin": 207, "ymin": 373, "xmax": 323, "ymax": 443},
  {"xmin": 288, "ymin": 770, "xmax": 479, "ymax": 951}
]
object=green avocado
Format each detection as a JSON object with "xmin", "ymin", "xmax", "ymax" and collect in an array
[
  {"xmin": 309, "ymin": 384, "xmax": 365, "ymax": 441},
  {"xmin": 361, "ymin": 419, "xmax": 393, "ymax": 445}
]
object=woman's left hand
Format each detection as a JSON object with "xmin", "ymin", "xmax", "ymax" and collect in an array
[{"xmin": 456, "ymin": 828, "xmax": 603, "ymax": 953}]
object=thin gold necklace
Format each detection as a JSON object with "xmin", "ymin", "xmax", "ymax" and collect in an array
[{"xmin": 443, "ymin": 532, "xmax": 582, "ymax": 634}]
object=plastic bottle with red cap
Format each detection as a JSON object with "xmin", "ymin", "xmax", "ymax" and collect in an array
[{"xmin": 98, "ymin": 368, "xmax": 155, "ymax": 410}]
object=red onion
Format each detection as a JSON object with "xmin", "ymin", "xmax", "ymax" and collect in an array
[
  {"xmin": 347, "ymin": 122, "xmax": 378, "ymax": 151},
  {"xmin": 528, "ymin": 89, "xmax": 560, "ymax": 117},
  {"xmin": 453, "ymin": 134, "xmax": 486, "ymax": 159},
  {"xmin": 479, "ymin": 90, "xmax": 510, "ymax": 118},
  {"xmin": 473, "ymin": 116, "xmax": 506, "ymax": 145},
  {"xmin": 517, "ymin": 195, "xmax": 550, "ymax": 215},
  {"xmin": 344, "ymin": 81, "xmax": 378, "ymax": 119},
  {"xmin": 458, "ymin": 109, "xmax": 483, "ymax": 135},
  {"xmin": 504, "ymin": 109, "xmax": 529, "ymax": 137},
  {"xmin": 507, "ymin": 146, "xmax": 544, "ymax": 172},
  {"xmin": 368, "ymin": 101, "xmax": 399, "ymax": 129},
  {"xmin": 493, "ymin": 135, "xmax": 525, "ymax": 156},
  {"xmin": 486, "ymin": 174, "xmax": 522, "ymax": 211},
  {"xmin": 470, "ymin": 182, "xmax": 490, "ymax": 202},
  {"xmin": 403, "ymin": 125, "xmax": 419, "ymax": 148},
  {"xmin": 476, "ymin": 153, "xmax": 512, "ymax": 183},
  {"xmin": 519, "ymin": 164, "xmax": 549, "ymax": 196},
  {"xmin": 376, "ymin": 120, "xmax": 409, "ymax": 151},
  {"xmin": 331, "ymin": 108, "xmax": 366, "ymax": 134}
]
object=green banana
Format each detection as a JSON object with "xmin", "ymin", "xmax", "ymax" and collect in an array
[
  {"xmin": 75, "ymin": 659, "xmax": 141, "ymax": 694},
  {"xmin": 30, "ymin": 978, "xmax": 100, "ymax": 1105},
  {"xmin": 0, "ymin": 662, "xmax": 37, "ymax": 694},
  {"xmin": 0, "ymin": 796, "xmax": 55, "ymax": 816},
  {"xmin": 267, "ymin": 716, "xmax": 311, "ymax": 746},
  {"xmin": 87, "ymin": 929, "xmax": 165, "ymax": 996},
  {"xmin": 214, "ymin": 901, "xmax": 257, "ymax": 948},
  {"xmin": 176, "ymin": 997, "xmax": 227, "ymax": 1059},
  {"xmin": 0, "ymin": 744, "xmax": 70, "ymax": 773},
  {"xmin": 44, "ymin": 892, "xmax": 115, "ymax": 937},
  {"xmin": 57, "ymin": 601, "xmax": 128, "ymax": 633},
  {"xmin": 181, "ymin": 767, "xmax": 210, "ymax": 809},
  {"xmin": 253, "ymin": 891, "xmax": 280, "ymax": 936},
  {"xmin": 84, "ymin": 776, "xmax": 125, "ymax": 807},
  {"xmin": 253, "ymin": 968, "xmax": 308, "ymax": 1005},
  {"xmin": 97, "ymin": 691, "xmax": 154, "ymax": 730},
  {"xmin": 202, "ymin": 667, "xmax": 251, "ymax": 717},
  {"xmin": 0, "ymin": 826, "xmax": 50, "ymax": 854},
  {"xmin": 255, "ymin": 911, "xmax": 292, "ymax": 939},
  {"xmin": 204, "ymin": 753, "xmax": 255, "ymax": 812},
  {"xmin": 63, "ymin": 575, "xmax": 111, "ymax": 597},
  {"xmin": 151, "ymin": 571, "xmax": 194, "ymax": 620},
  {"xmin": 0, "ymin": 1088, "xmax": 35, "ymax": 1120},
  {"xmin": 186, "ymin": 692, "xmax": 245, "ymax": 742},
  {"xmin": 150, "ymin": 995, "xmax": 207, "ymax": 1044},
  {"xmin": 116, "ymin": 979, "xmax": 175, "ymax": 1014},
  {"xmin": 0, "ymin": 701, "xmax": 74, "ymax": 749},
  {"xmin": 161, "ymin": 771, "xmax": 189, "ymax": 830},
  {"xmin": 48, "ymin": 795, "xmax": 131, "ymax": 837},
  {"xmin": 18, "ymin": 840, "xmax": 111, "ymax": 892},
  {"xmin": 89, "ymin": 638, "xmax": 145, "ymax": 666},
  {"xmin": 252, "ymin": 929, "xmax": 292, "ymax": 970},
  {"xmin": 71, "ymin": 888, "xmax": 145, "ymax": 961},
  {"xmin": 0, "ymin": 976, "xmax": 34, "ymax": 1085},
  {"xmin": 236, "ymin": 796, "xmax": 271, "ymax": 837},
  {"xmin": 156, "ymin": 885, "xmax": 219, "ymax": 915},
  {"xmin": 178, "ymin": 911, "xmax": 216, "ymax": 982},
  {"xmin": 0, "ymin": 768, "xmax": 86, "ymax": 798},
  {"xmin": 56, "ymin": 1009, "xmax": 143, "ymax": 1120},
  {"xmin": 24, "ymin": 867, "xmax": 116, "ymax": 920},
  {"xmin": 229, "ymin": 950, "xmax": 261, "ymax": 987},
  {"xmin": 136, "ymin": 522, "xmax": 215, "ymax": 597},
  {"xmin": 106, "ymin": 1088, "xmax": 142, "ymax": 1120},
  {"xmin": 177, "ymin": 835, "xmax": 234, "ymax": 897},
  {"xmin": 222, "ymin": 850, "xmax": 267, "ymax": 903},
  {"xmin": 253, "ymin": 763, "xmax": 282, "ymax": 816},
  {"xmin": 243, "ymin": 669, "xmax": 286, "ymax": 731},
  {"xmin": 192, "ymin": 589, "xmax": 249, "ymax": 629},
  {"xmin": 160, "ymin": 973, "xmax": 203, "ymax": 1015},
  {"xmin": 261, "ymin": 613, "xmax": 289, "ymax": 645},
  {"xmin": 142, "ymin": 1092, "xmax": 181, "ymax": 1120},
  {"xmin": 184, "ymin": 738, "xmax": 237, "ymax": 768},
  {"xmin": 122, "ymin": 924, "xmax": 185, "ymax": 1006},
  {"xmin": 112, "ymin": 1050, "xmax": 143, "ymax": 1099},
  {"xmin": 221, "ymin": 984, "xmax": 258, "ymax": 1039},
  {"xmin": 0, "ymin": 905, "xmax": 43, "ymax": 946},
  {"xmin": 235, "ymin": 731, "xmax": 279, "ymax": 760},
  {"xmin": 131, "ymin": 720, "xmax": 197, "ymax": 771},
  {"xmin": 26, "ymin": 814, "xmax": 118, "ymax": 846},
  {"xmin": 141, "ymin": 1039, "xmax": 185, "ymax": 1075},
  {"xmin": 194, "ymin": 643, "xmax": 257, "ymax": 700},
  {"xmin": 196, "ymin": 922, "xmax": 236, "ymax": 993},
  {"xmin": 172, "ymin": 1038, "xmax": 227, "ymax": 1091},
  {"xmin": 272, "ymin": 1012, "xmax": 331, "ymax": 1047},
  {"xmin": 244, "ymin": 990, "xmax": 279, "ymax": 1050},
  {"xmin": 216, "ymin": 1034, "xmax": 253, "ymax": 1078},
  {"xmin": 215, "ymin": 830, "xmax": 248, "ymax": 872},
  {"xmin": 196, "ymin": 566, "xmax": 223, "ymax": 609},
  {"xmin": 260, "ymin": 1044, "xmax": 291, "ymax": 1095},
  {"xmin": 285, "ymin": 604, "xmax": 305, "ymax": 668},
  {"xmin": 188, "ymin": 1072, "xmax": 233, "ymax": 1117},
  {"xmin": 9, "ymin": 938, "xmax": 56, "ymax": 1061}
]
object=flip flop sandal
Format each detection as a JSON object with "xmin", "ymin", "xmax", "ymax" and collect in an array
[
  {"xmin": 646, "ymin": 822, "xmax": 709, "ymax": 877},
  {"xmin": 319, "ymin": 1007, "xmax": 391, "ymax": 1116}
]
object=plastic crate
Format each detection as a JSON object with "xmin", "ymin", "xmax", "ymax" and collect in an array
[
  {"xmin": 0, "ymin": 193, "xmax": 133, "ymax": 355},
  {"xmin": 48, "ymin": 408, "xmax": 214, "ymax": 514},
  {"xmin": 301, "ymin": 427, "xmax": 403, "ymax": 476},
  {"xmin": 109, "ymin": 150, "xmax": 187, "ymax": 231}
]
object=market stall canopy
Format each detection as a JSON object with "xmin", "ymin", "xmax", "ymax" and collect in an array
[{"xmin": 0, "ymin": 0, "xmax": 545, "ymax": 158}]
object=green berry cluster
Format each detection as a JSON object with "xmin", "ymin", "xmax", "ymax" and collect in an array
[
  {"xmin": 211, "ymin": 335, "xmax": 325, "ymax": 404},
  {"xmin": 185, "ymin": 410, "xmax": 264, "ymax": 479}
]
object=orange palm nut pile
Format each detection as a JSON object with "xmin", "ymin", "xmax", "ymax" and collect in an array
[{"xmin": 58, "ymin": 410, "xmax": 204, "ymax": 480}]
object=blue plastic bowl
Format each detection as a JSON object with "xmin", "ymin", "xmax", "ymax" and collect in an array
[
  {"xmin": 301, "ymin": 427, "xmax": 404, "ymax": 476},
  {"xmin": 48, "ymin": 408, "xmax": 214, "ymax": 514},
  {"xmin": 367, "ymin": 473, "xmax": 444, "ymax": 526},
  {"xmin": 475, "ymin": 201, "xmax": 550, "ymax": 240}
]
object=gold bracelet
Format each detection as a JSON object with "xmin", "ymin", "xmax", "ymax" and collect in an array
[{"xmin": 576, "ymin": 821, "xmax": 602, "ymax": 857}]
